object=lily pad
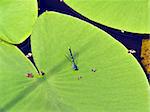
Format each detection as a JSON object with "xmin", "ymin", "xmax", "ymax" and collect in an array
[
  {"xmin": 0, "ymin": 41, "xmax": 38, "ymax": 111},
  {"xmin": 0, "ymin": 0, "xmax": 38, "ymax": 44},
  {"xmin": 64, "ymin": 0, "xmax": 150, "ymax": 34},
  {"xmin": 141, "ymin": 39, "xmax": 150, "ymax": 75},
  {"xmin": 29, "ymin": 12, "xmax": 149, "ymax": 112}
]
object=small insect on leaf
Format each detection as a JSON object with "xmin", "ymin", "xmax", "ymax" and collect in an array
[
  {"xmin": 26, "ymin": 73, "xmax": 34, "ymax": 78},
  {"xmin": 66, "ymin": 47, "xmax": 79, "ymax": 71},
  {"xmin": 91, "ymin": 68, "xmax": 96, "ymax": 72},
  {"xmin": 128, "ymin": 49, "xmax": 136, "ymax": 54}
]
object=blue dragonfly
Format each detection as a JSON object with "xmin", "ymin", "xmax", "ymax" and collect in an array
[{"xmin": 66, "ymin": 47, "xmax": 79, "ymax": 71}]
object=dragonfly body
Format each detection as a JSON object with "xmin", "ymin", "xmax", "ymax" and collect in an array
[{"xmin": 68, "ymin": 48, "xmax": 78, "ymax": 71}]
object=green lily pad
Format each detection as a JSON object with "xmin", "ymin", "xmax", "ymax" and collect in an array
[
  {"xmin": 0, "ymin": 0, "xmax": 38, "ymax": 44},
  {"xmin": 64, "ymin": 0, "xmax": 150, "ymax": 34},
  {"xmin": 0, "ymin": 41, "xmax": 39, "ymax": 111},
  {"xmin": 30, "ymin": 12, "xmax": 150, "ymax": 111}
]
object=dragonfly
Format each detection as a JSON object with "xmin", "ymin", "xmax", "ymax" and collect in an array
[{"xmin": 66, "ymin": 47, "xmax": 79, "ymax": 71}]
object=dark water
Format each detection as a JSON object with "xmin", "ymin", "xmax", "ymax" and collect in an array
[{"xmin": 17, "ymin": 0, "xmax": 149, "ymax": 79}]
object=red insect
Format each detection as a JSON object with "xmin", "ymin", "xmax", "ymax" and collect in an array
[{"xmin": 26, "ymin": 73, "xmax": 34, "ymax": 78}]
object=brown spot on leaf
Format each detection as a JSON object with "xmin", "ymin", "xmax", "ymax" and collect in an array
[{"xmin": 26, "ymin": 73, "xmax": 34, "ymax": 78}]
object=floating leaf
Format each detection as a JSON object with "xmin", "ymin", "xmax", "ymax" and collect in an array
[
  {"xmin": 0, "ymin": 41, "xmax": 38, "ymax": 111},
  {"xmin": 64, "ymin": 0, "xmax": 150, "ymax": 33},
  {"xmin": 30, "ymin": 12, "xmax": 150, "ymax": 112},
  {"xmin": 141, "ymin": 39, "xmax": 150, "ymax": 74},
  {"xmin": 0, "ymin": 0, "xmax": 38, "ymax": 44}
]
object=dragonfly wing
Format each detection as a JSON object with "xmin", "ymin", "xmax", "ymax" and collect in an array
[
  {"xmin": 65, "ymin": 54, "xmax": 72, "ymax": 62},
  {"xmin": 73, "ymin": 52, "xmax": 79, "ymax": 64}
]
